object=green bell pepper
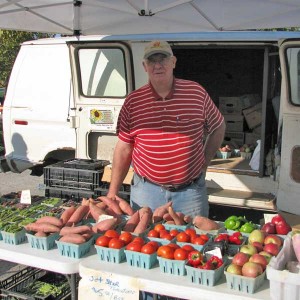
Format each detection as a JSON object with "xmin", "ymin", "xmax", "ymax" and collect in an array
[
  {"xmin": 224, "ymin": 215, "xmax": 241, "ymax": 230},
  {"xmin": 239, "ymin": 222, "xmax": 256, "ymax": 233}
]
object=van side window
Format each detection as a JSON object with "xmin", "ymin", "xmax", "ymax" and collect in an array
[
  {"xmin": 286, "ymin": 47, "xmax": 300, "ymax": 105},
  {"xmin": 78, "ymin": 48, "xmax": 126, "ymax": 97}
]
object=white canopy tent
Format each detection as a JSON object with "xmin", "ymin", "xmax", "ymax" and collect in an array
[{"xmin": 0, "ymin": 0, "xmax": 300, "ymax": 35}]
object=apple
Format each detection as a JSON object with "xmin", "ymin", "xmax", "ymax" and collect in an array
[
  {"xmin": 251, "ymin": 241, "xmax": 264, "ymax": 253},
  {"xmin": 240, "ymin": 244, "xmax": 258, "ymax": 256},
  {"xmin": 259, "ymin": 251, "xmax": 273, "ymax": 263},
  {"xmin": 271, "ymin": 214, "xmax": 286, "ymax": 225},
  {"xmin": 249, "ymin": 253, "xmax": 268, "ymax": 270},
  {"xmin": 264, "ymin": 234, "xmax": 283, "ymax": 248},
  {"xmin": 261, "ymin": 222, "xmax": 276, "ymax": 234},
  {"xmin": 248, "ymin": 229, "xmax": 265, "ymax": 245},
  {"xmin": 226, "ymin": 263, "xmax": 242, "ymax": 275},
  {"xmin": 242, "ymin": 262, "xmax": 263, "ymax": 278},
  {"xmin": 245, "ymin": 147, "xmax": 251, "ymax": 153},
  {"xmin": 263, "ymin": 243, "xmax": 280, "ymax": 256},
  {"xmin": 276, "ymin": 221, "xmax": 292, "ymax": 235},
  {"xmin": 232, "ymin": 252, "xmax": 250, "ymax": 267}
]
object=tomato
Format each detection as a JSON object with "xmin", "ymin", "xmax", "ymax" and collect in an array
[
  {"xmin": 147, "ymin": 229, "xmax": 160, "ymax": 238},
  {"xmin": 160, "ymin": 233, "xmax": 173, "ymax": 240},
  {"xmin": 187, "ymin": 250, "xmax": 203, "ymax": 267},
  {"xmin": 176, "ymin": 231, "xmax": 190, "ymax": 243},
  {"xmin": 169, "ymin": 229, "xmax": 180, "ymax": 237},
  {"xmin": 147, "ymin": 241, "xmax": 160, "ymax": 251},
  {"xmin": 159, "ymin": 229, "xmax": 169, "ymax": 238},
  {"xmin": 119, "ymin": 232, "xmax": 133, "ymax": 245},
  {"xmin": 157, "ymin": 245, "xmax": 175, "ymax": 259},
  {"xmin": 154, "ymin": 223, "xmax": 166, "ymax": 232},
  {"xmin": 167, "ymin": 243, "xmax": 180, "ymax": 250},
  {"xmin": 141, "ymin": 243, "xmax": 156, "ymax": 255},
  {"xmin": 108, "ymin": 238, "xmax": 125, "ymax": 249},
  {"xmin": 181, "ymin": 244, "xmax": 196, "ymax": 253},
  {"xmin": 104, "ymin": 229, "xmax": 119, "ymax": 239},
  {"xmin": 95, "ymin": 235, "xmax": 111, "ymax": 247},
  {"xmin": 126, "ymin": 242, "xmax": 143, "ymax": 252},
  {"xmin": 132, "ymin": 236, "xmax": 145, "ymax": 245},
  {"xmin": 199, "ymin": 234, "xmax": 209, "ymax": 242},
  {"xmin": 174, "ymin": 248, "xmax": 188, "ymax": 260},
  {"xmin": 185, "ymin": 228, "xmax": 197, "ymax": 238},
  {"xmin": 193, "ymin": 236, "xmax": 206, "ymax": 245}
]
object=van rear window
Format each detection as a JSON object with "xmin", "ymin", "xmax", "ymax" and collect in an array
[
  {"xmin": 287, "ymin": 47, "xmax": 300, "ymax": 106},
  {"xmin": 78, "ymin": 48, "xmax": 126, "ymax": 98}
]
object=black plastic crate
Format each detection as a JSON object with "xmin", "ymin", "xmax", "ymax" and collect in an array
[
  {"xmin": 62, "ymin": 159, "xmax": 110, "ymax": 170},
  {"xmin": 45, "ymin": 187, "xmax": 95, "ymax": 202},
  {"xmin": 94, "ymin": 186, "xmax": 130, "ymax": 202},
  {"xmin": 0, "ymin": 269, "xmax": 75, "ymax": 300}
]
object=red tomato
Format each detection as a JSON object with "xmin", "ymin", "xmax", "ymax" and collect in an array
[
  {"xmin": 147, "ymin": 241, "xmax": 160, "ymax": 251},
  {"xmin": 95, "ymin": 235, "xmax": 111, "ymax": 247},
  {"xmin": 147, "ymin": 229, "xmax": 160, "ymax": 238},
  {"xmin": 174, "ymin": 248, "xmax": 188, "ymax": 260},
  {"xmin": 108, "ymin": 238, "xmax": 125, "ymax": 249},
  {"xmin": 104, "ymin": 229, "xmax": 119, "ymax": 239},
  {"xmin": 169, "ymin": 229, "xmax": 180, "ymax": 237},
  {"xmin": 141, "ymin": 243, "xmax": 156, "ymax": 255},
  {"xmin": 161, "ymin": 233, "xmax": 173, "ymax": 240},
  {"xmin": 185, "ymin": 228, "xmax": 197, "ymax": 238},
  {"xmin": 154, "ymin": 223, "xmax": 166, "ymax": 232},
  {"xmin": 176, "ymin": 232, "xmax": 190, "ymax": 243},
  {"xmin": 167, "ymin": 243, "xmax": 180, "ymax": 250},
  {"xmin": 199, "ymin": 234, "xmax": 209, "ymax": 242},
  {"xmin": 119, "ymin": 232, "xmax": 133, "ymax": 245},
  {"xmin": 126, "ymin": 242, "xmax": 143, "ymax": 252},
  {"xmin": 157, "ymin": 245, "xmax": 175, "ymax": 259},
  {"xmin": 159, "ymin": 229, "xmax": 169, "ymax": 238},
  {"xmin": 181, "ymin": 244, "xmax": 196, "ymax": 253},
  {"xmin": 132, "ymin": 236, "xmax": 145, "ymax": 245},
  {"xmin": 193, "ymin": 236, "xmax": 206, "ymax": 245},
  {"xmin": 190, "ymin": 234, "xmax": 200, "ymax": 244}
]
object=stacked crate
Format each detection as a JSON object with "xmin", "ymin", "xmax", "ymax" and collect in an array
[{"xmin": 44, "ymin": 159, "xmax": 110, "ymax": 201}]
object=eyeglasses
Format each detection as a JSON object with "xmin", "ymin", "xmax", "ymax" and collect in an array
[{"xmin": 146, "ymin": 55, "xmax": 172, "ymax": 67}]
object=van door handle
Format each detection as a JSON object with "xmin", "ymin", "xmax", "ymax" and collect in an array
[{"xmin": 78, "ymin": 107, "xmax": 83, "ymax": 112}]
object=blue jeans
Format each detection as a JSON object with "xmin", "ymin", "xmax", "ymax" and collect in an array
[{"xmin": 130, "ymin": 172, "xmax": 209, "ymax": 217}]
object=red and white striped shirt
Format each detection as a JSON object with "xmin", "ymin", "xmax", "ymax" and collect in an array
[{"xmin": 117, "ymin": 78, "xmax": 224, "ymax": 185}]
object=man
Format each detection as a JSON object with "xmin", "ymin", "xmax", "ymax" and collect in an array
[{"xmin": 107, "ymin": 40, "xmax": 225, "ymax": 217}]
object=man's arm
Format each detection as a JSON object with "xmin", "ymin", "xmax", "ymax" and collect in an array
[
  {"xmin": 202, "ymin": 120, "xmax": 226, "ymax": 171},
  {"xmin": 107, "ymin": 139, "xmax": 133, "ymax": 199}
]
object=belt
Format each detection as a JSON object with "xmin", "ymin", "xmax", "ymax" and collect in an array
[{"xmin": 136, "ymin": 173, "xmax": 201, "ymax": 192}]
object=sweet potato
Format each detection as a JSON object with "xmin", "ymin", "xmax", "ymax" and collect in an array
[
  {"xmin": 36, "ymin": 216, "xmax": 63, "ymax": 228},
  {"xmin": 115, "ymin": 196, "xmax": 135, "ymax": 216},
  {"xmin": 168, "ymin": 206, "xmax": 185, "ymax": 225},
  {"xmin": 193, "ymin": 216, "xmax": 220, "ymax": 230},
  {"xmin": 184, "ymin": 215, "xmax": 193, "ymax": 224},
  {"xmin": 60, "ymin": 225, "xmax": 92, "ymax": 236},
  {"xmin": 89, "ymin": 202, "xmax": 106, "ymax": 221},
  {"xmin": 123, "ymin": 210, "xmax": 140, "ymax": 232},
  {"xmin": 81, "ymin": 198, "xmax": 90, "ymax": 206},
  {"xmin": 35, "ymin": 231, "xmax": 47, "ymax": 237},
  {"xmin": 92, "ymin": 218, "xmax": 118, "ymax": 233},
  {"xmin": 152, "ymin": 201, "xmax": 172, "ymax": 223},
  {"xmin": 66, "ymin": 205, "xmax": 90, "ymax": 225},
  {"xmin": 24, "ymin": 222, "xmax": 61, "ymax": 233},
  {"xmin": 60, "ymin": 206, "xmax": 76, "ymax": 225},
  {"xmin": 134, "ymin": 209, "xmax": 152, "ymax": 235},
  {"xmin": 98, "ymin": 196, "xmax": 123, "ymax": 215},
  {"xmin": 96, "ymin": 201, "xmax": 107, "ymax": 210},
  {"xmin": 59, "ymin": 233, "xmax": 86, "ymax": 244}
]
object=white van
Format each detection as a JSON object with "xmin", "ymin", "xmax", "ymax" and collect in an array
[{"xmin": 1, "ymin": 31, "xmax": 300, "ymax": 216}]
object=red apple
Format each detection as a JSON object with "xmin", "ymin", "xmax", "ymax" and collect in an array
[
  {"xmin": 249, "ymin": 253, "xmax": 268, "ymax": 270},
  {"xmin": 264, "ymin": 234, "xmax": 283, "ymax": 248},
  {"xmin": 248, "ymin": 229, "xmax": 265, "ymax": 245},
  {"xmin": 232, "ymin": 252, "xmax": 250, "ymax": 267},
  {"xmin": 252, "ymin": 241, "xmax": 264, "ymax": 253},
  {"xmin": 226, "ymin": 263, "xmax": 243, "ymax": 275},
  {"xmin": 259, "ymin": 251, "xmax": 273, "ymax": 263},
  {"xmin": 242, "ymin": 262, "xmax": 263, "ymax": 278},
  {"xmin": 276, "ymin": 221, "xmax": 292, "ymax": 235},
  {"xmin": 240, "ymin": 244, "xmax": 258, "ymax": 256},
  {"xmin": 261, "ymin": 222, "xmax": 276, "ymax": 234},
  {"xmin": 271, "ymin": 214, "xmax": 286, "ymax": 225},
  {"xmin": 263, "ymin": 243, "xmax": 280, "ymax": 256}
]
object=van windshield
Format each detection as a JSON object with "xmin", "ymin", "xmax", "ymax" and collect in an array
[{"xmin": 78, "ymin": 48, "xmax": 127, "ymax": 98}]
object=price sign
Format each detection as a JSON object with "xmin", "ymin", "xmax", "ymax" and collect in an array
[
  {"xmin": 79, "ymin": 269, "xmax": 139, "ymax": 300},
  {"xmin": 20, "ymin": 190, "xmax": 32, "ymax": 204}
]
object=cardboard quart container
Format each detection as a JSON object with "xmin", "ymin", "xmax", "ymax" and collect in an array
[{"xmin": 266, "ymin": 235, "xmax": 300, "ymax": 300}]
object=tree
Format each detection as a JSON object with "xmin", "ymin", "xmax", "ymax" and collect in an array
[{"xmin": 0, "ymin": 30, "xmax": 55, "ymax": 87}]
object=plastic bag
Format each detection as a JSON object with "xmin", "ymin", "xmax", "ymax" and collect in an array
[{"xmin": 249, "ymin": 140, "xmax": 261, "ymax": 170}]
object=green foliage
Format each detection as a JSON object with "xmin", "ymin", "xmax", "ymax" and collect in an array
[{"xmin": 0, "ymin": 30, "xmax": 55, "ymax": 87}]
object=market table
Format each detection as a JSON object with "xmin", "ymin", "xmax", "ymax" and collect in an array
[
  {"xmin": 0, "ymin": 240, "xmax": 97, "ymax": 300},
  {"xmin": 79, "ymin": 256, "xmax": 272, "ymax": 300}
]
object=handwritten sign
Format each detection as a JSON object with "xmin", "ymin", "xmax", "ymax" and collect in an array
[
  {"xmin": 20, "ymin": 190, "xmax": 32, "ymax": 204},
  {"xmin": 79, "ymin": 270, "xmax": 139, "ymax": 300}
]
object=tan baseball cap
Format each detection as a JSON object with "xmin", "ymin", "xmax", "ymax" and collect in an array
[{"xmin": 144, "ymin": 40, "xmax": 173, "ymax": 59}]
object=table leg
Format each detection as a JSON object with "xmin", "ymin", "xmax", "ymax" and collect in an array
[{"xmin": 70, "ymin": 274, "xmax": 78, "ymax": 300}]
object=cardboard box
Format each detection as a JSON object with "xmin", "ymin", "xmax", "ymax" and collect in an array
[
  {"xmin": 102, "ymin": 166, "xmax": 134, "ymax": 185},
  {"xmin": 223, "ymin": 114, "xmax": 244, "ymax": 132},
  {"xmin": 243, "ymin": 102, "xmax": 262, "ymax": 129},
  {"xmin": 240, "ymin": 94, "xmax": 261, "ymax": 109},
  {"xmin": 219, "ymin": 97, "xmax": 243, "ymax": 115}
]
